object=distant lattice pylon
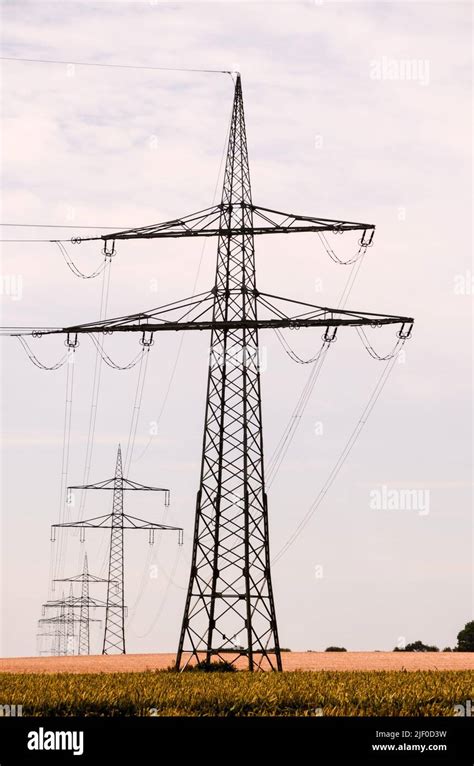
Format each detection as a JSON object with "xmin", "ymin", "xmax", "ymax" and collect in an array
[{"xmin": 51, "ymin": 445, "xmax": 183, "ymax": 654}]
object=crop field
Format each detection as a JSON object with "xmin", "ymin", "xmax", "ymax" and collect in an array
[
  {"xmin": 1, "ymin": 651, "xmax": 472, "ymax": 673},
  {"xmin": 0, "ymin": 670, "xmax": 471, "ymax": 717}
]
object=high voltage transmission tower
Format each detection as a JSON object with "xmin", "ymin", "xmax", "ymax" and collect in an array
[
  {"xmin": 8, "ymin": 74, "xmax": 413, "ymax": 670},
  {"xmin": 42, "ymin": 591, "xmax": 106, "ymax": 655},
  {"xmin": 53, "ymin": 554, "xmax": 109, "ymax": 655},
  {"xmin": 37, "ymin": 593, "xmax": 69, "ymax": 656},
  {"xmin": 38, "ymin": 585, "xmax": 101, "ymax": 655},
  {"xmin": 51, "ymin": 445, "xmax": 183, "ymax": 654}
]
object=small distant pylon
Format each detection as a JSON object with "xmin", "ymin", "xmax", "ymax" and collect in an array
[
  {"xmin": 79, "ymin": 555, "xmax": 90, "ymax": 655},
  {"xmin": 39, "ymin": 584, "xmax": 102, "ymax": 656},
  {"xmin": 66, "ymin": 584, "xmax": 75, "ymax": 655},
  {"xmin": 53, "ymin": 553, "xmax": 109, "ymax": 655},
  {"xmin": 40, "ymin": 587, "xmax": 102, "ymax": 656},
  {"xmin": 51, "ymin": 445, "xmax": 183, "ymax": 655}
]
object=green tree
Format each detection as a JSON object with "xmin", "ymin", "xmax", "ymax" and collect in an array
[
  {"xmin": 456, "ymin": 621, "xmax": 474, "ymax": 651},
  {"xmin": 325, "ymin": 646, "xmax": 347, "ymax": 652},
  {"xmin": 394, "ymin": 640, "xmax": 439, "ymax": 652}
]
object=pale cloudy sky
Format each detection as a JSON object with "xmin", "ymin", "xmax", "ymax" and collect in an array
[{"xmin": 0, "ymin": 0, "xmax": 472, "ymax": 657}]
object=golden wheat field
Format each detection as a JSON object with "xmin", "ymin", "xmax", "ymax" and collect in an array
[
  {"xmin": 1, "ymin": 651, "xmax": 473, "ymax": 674},
  {"xmin": 0, "ymin": 669, "xmax": 472, "ymax": 717}
]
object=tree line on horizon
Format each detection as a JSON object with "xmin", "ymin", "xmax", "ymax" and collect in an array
[{"xmin": 321, "ymin": 620, "xmax": 474, "ymax": 653}]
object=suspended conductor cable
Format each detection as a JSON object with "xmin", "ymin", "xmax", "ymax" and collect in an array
[
  {"xmin": 132, "ymin": 95, "xmax": 234, "ymax": 465},
  {"xmin": 356, "ymin": 326, "xmax": 408, "ymax": 361},
  {"xmin": 126, "ymin": 498, "xmax": 189, "ymax": 622},
  {"xmin": 267, "ymin": 247, "xmax": 369, "ymax": 489},
  {"xmin": 16, "ymin": 336, "xmax": 68, "ymax": 370},
  {"xmin": 51, "ymin": 347, "xmax": 76, "ymax": 592},
  {"xmin": 54, "ymin": 241, "xmax": 107, "ymax": 279},
  {"xmin": 88, "ymin": 334, "xmax": 145, "ymax": 370},
  {"xmin": 48, "ymin": 539, "xmax": 57, "ymax": 600},
  {"xmin": 0, "ymin": 56, "xmax": 233, "ymax": 75},
  {"xmin": 96, "ymin": 343, "xmax": 152, "ymax": 576},
  {"xmin": 267, "ymin": 346, "xmax": 329, "ymax": 483},
  {"xmin": 267, "ymin": 342, "xmax": 331, "ymax": 486},
  {"xmin": 337, "ymin": 250, "xmax": 366, "ymax": 309},
  {"xmin": 77, "ymin": 255, "xmax": 113, "ymax": 520},
  {"xmin": 273, "ymin": 329, "xmax": 330, "ymax": 365},
  {"xmin": 127, "ymin": 545, "xmax": 183, "ymax": 639},
  {"xmin": 126, "ymin": 544, "xmax": 155, "ymax": 622},
  {"xmin": 70, "ymin": 258, "xmax": 114, "ymax": 579},
  {"xmin": 124, "ymin": 346, "xmax": 151, "ymax": 476},
  {"xmin": 317, "ymin": 230, "xmax": 369, "ymax": 266},
  {"xmin": 272, "ymin": 350, "xmax": 405, "ymax": 565}
]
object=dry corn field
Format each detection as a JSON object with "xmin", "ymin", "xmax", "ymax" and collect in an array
[{"xmin": 0, "ymin": 669, "xmax": 472, "ymax": 717}]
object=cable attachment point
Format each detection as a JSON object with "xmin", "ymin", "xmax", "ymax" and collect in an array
[
  {"xmin": 140, "ymin": 331, "xmax": 154, "ymax": 347},
  {"xmin": 359, "ymin": 229, "xmax": 375, "ymax": 248},
  {"xmin": 65, "ymin": 332, "xmax": 79, "ymax": 349},
  {"xmin": 71, "ymin": 237, "xmax": 82, "ymax": 245},
  {"xmin": 102, "ymin": 239, "xmax": 116, "ymax": 259},
  {"xmin": 397, "ymin": 322, "xmax": 413, "ymax": 340},
  {"xmin": 323, "ymin": 326, "xmax": 338, "ymax": 343}
]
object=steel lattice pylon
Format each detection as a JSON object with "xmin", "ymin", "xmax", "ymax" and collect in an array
[
  {"xmin": 11, "ymin": 74, "xmax": 414, "ymax": 671},
  {"xmin": 38, "ymin": 588, "xmax": 102, "ymax": 656},
  {"xmin": 104, "ymin": 445, "xmax": 126, "ymax": 654},
  {"xmin": 80, "ymin": 555, "xmax": 91, "ymax": 655},
  {"xmin": 53, "ymin": 553, "xmax": 109, "ymax": 655},
  {"xmin": 175, "ymin": 76, "xmax": 281, "ymax": 670},
  {"xmin": 51, "ymin": 444, "xmax": 183, "ymax": 655},
  {"xmin": 65, "ymin": 584, "xmax": 75, "ymax": 655}
]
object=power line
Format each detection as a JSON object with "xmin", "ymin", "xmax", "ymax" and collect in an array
[
  {"xmin": 4, "ymin": 72, "xmax": 413, "ymax": 666},
  {"xmin": 0, "ymin": 225, "xmax": 127, "ymax": 244},
  {"xmin": 272, "ymin": 352, "xmax": 403, "ymax": 565},
  {"xmin": 0, "ymin": 56, "xmax": 233, "ymax": 75},
  {"xmin": 0, "ymin": 239, "xmax": 82, "ymax": 243},
  {"xmin": 264, "ymin": 250, "xmax": 368, "ymax": 489},
  {"xmin": 0, "ymin": 223, "xmax": 124, "ymax": 229},
  {"xmin": 55, "ymin": 242, "xmax": 107, "ymax": 280},
  {"xmin": 132, "ymin": 93, "xmax": 234, "ymax": 465}
]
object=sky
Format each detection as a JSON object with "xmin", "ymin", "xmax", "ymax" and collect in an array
[{"xmin": 0, "ymin": 0, "xmax": 472, "ymax": 657}]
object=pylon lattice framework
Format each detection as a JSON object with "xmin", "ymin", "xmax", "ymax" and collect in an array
[
  {"xmin": 48, "ymin": 553, "xmax": 109, "ymax": 655},
  {"xmin": 51, "ymin": 445, "xmax": 183, "ymax": 654},
  {"xmin": 18, "ymin": 74, "xmax": 414, "ymax": 670},
  {"xmin": 38, "ymin": 585, "xmax": 101, "ymax": 656}
]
